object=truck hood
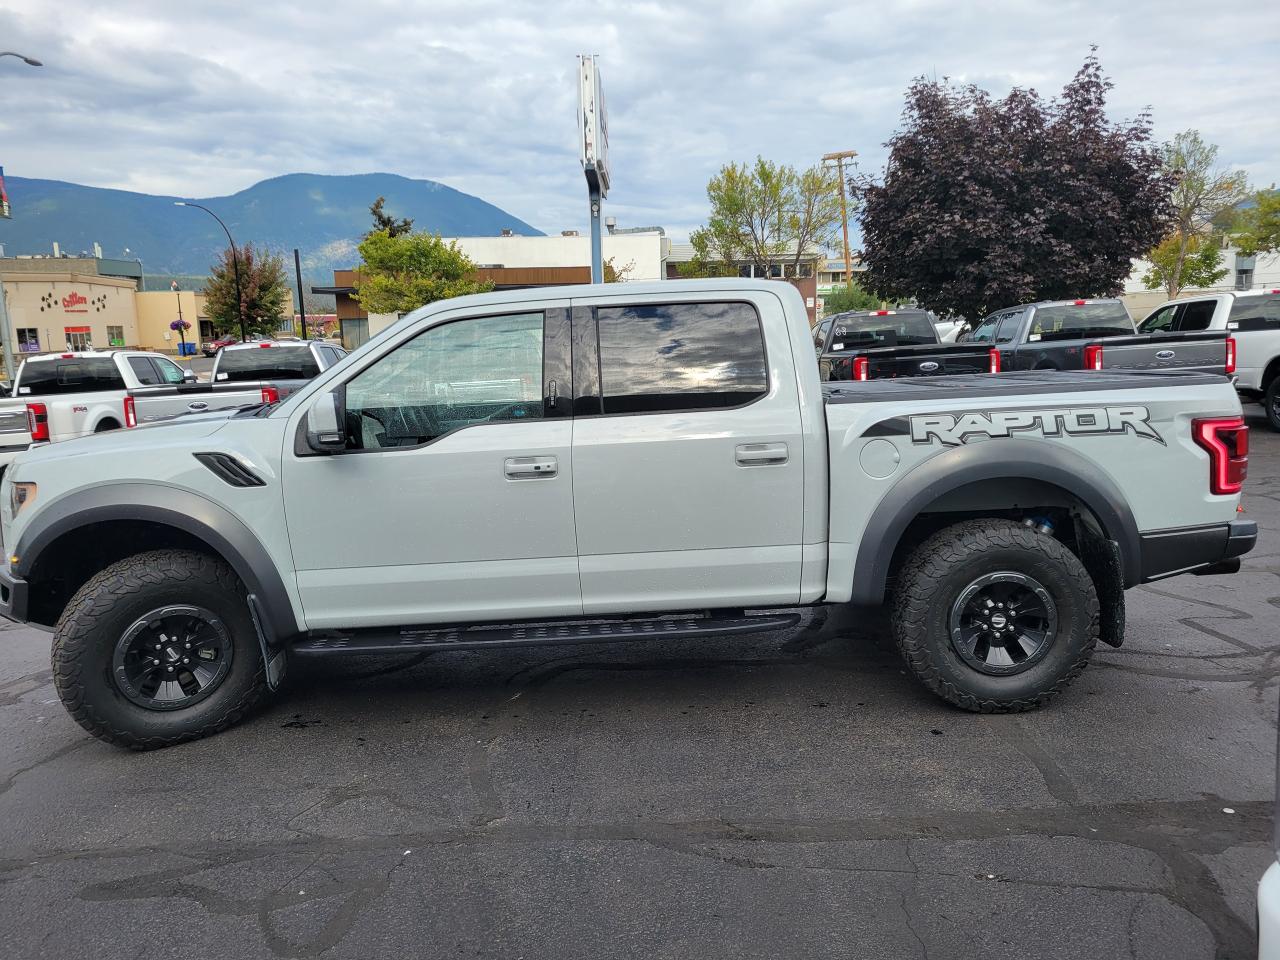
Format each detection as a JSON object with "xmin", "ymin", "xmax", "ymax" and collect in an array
[{"xmin": 11, "ymin": 410, "xmax": 236, "ymax": 470}]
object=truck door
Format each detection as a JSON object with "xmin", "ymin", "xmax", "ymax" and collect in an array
[
  {"xmin": 280, "ymin": 302, "xmax": 580, "ymax": 629},
  {"xmin": 568, "ymin": 292, "xmax": 806, "ymax": 614}
]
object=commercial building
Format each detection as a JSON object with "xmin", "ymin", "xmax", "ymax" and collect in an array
[
  {"xmin": 665, "ymin": 242, "xmax": 824, "ymax": 324},
  {"xmin": 1122, "ymin": 242, "xmax": 1280, "ymax": 318}
]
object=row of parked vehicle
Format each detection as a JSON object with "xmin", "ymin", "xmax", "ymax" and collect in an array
[
  {"xmin": 814, "ymin": 288, "xmax": 1280, "ymax": 429},
  {"xmin": 0, "ymin": 339, "xmax": 348, "ymax": 474}
]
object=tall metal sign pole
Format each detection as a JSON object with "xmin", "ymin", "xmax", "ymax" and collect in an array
[
  {"xmin": 293, "ymin": 248, "xmax": 308, "ymax": 339},
  {"xmin": 822, "ymin": 149, "xmax": 858, "ymax": 288},
  {"xmin": 0, "ymin": 281, "xmax": 15, "ymax": 383},
  {"xmin": 578, "ymin": 55, "xmax": 610, "ymax": 283}
]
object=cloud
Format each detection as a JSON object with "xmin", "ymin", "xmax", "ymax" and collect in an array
[{"xmin": 1, "ymin": 0, "xmax": 1276, "ymax": 242}]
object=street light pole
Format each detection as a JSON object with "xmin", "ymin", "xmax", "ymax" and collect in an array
[
  {"xmin": 822, "ymin": 149, "xmax": 858, "ymax": 290},
  {"xmin": 0, "ymin": 52, "xmax": 43, "ymax": 66},
  {"xmin": 0, "ymin": 51, "xmax": 41, "ymax": 381},
  {"xmin": 174, "ymin": 201, "xmax": 246, "ymax": 341}
]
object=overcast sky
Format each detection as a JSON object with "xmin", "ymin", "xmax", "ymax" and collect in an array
[{"xmin": 2, "ymin": 0, "xmax": 1277, "ymax": 242}]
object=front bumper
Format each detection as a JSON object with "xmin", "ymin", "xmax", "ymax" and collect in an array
[
  {"xmin": 1139, "ymin": 519, "xmax": 1258, "ymax": 582},
  {"xmin": 0, "ymin": 564, "xmax": 29, "ymax": 624}
]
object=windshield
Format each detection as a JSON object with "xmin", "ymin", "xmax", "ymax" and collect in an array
[
  {"xmin": 825, "ymin": 312, "xmax": 938, "ymax": 351},
  {"xmin": 215, "ymin": 346, "xmax": 319, "ymax": 382},
  {"xmin": 1029, "ymin": 303, "xmax": 1133, "ymax": 342}
]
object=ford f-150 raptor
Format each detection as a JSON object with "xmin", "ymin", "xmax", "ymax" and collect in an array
[{"xmin": 0, "ymin": 279, "xmax": 1257, "ymax": 748}]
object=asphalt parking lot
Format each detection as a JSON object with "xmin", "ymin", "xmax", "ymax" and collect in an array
[{"xmin": 0, "ymin": 408, "xmax": 1276, "ymax": 960}]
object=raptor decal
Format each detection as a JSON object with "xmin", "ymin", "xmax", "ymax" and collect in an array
[{"xmin": 904, "ymin": 405, "xmax": 1165, "ymax": 446}]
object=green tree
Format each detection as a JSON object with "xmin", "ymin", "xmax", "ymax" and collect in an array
[
  {"xmin": 1149, "ymin": 131, "xmax": 1249, "ymax": 298},
  {"xmin": 368, "ymin": 196, "xmax": 413, "ymax": 237},
  {"xmin": 203, "ymin": 243, "xmax": 289, "ymax": 337},
  {"xmin": 1236, "ymin": 188, "xmax": 1280, "ymax": 256},
  {"xmin": 354, "ymin": 230, "xmax": 493, "ymax": 315},
  {"xmin": 822, "ymin": 282, "xmax": 882, "ymax": 315},
  {"xmin": 681, "ymin": 157, "xmax": 841, "ymax": 278},
  {"xmin": 1142, "ymin": 233, "xmax": 1228, "ymax": 295},
  {"xmin": 603, "ymin": 257, "xmax": 635, "ymax": 282}
]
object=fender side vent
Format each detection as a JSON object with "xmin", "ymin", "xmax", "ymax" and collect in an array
[{"xmin": 194, "ymin": 452, "xmax": 267, "ymax": 488}]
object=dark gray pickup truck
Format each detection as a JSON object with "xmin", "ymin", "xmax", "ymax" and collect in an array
[
  {"xmin": 963, "ymin": 298, "xmax": 1232, "ymax": 375},
  {"xmin": 819, "ymin": 309, "xmax": 997, "ymax": 381}
]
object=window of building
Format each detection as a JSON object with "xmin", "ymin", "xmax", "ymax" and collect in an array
[
  {"xmin": 596, "ymin": 301, "xmax": 768, "ymax": 415},
  {"xmin": 106, "ymin": 325, "xmax": 125, "ymax": 347},
  {"xmin": 1236, "ymin": 269, "xmax": 1254, "ymax": 291},
  {"xmin": 737, "ymin": 264, "xmax": 753, "ymax": 279},
  {"xmin": 344, "ymin": 312, "xmax": 544, "ymax": 450},
  {"xmin": 16, "ymin": 329, "xmax": 39, "ymax": 353}
]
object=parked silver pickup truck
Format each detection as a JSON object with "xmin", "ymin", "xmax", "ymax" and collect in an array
[
  {"xmin": 0, "ymin": 279, "xmax": 1257, "ymax": 749},
  {"xmin": 1138, "ymin": 288, "xmax": 1280, "ymax": 429}
]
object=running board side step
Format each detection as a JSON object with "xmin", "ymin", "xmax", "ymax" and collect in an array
[{"xmin": 291, "ymin": 613, "xmax": 803, "ymax": 657}]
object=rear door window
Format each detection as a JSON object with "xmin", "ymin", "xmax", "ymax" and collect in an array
[
  {"xmin": 994, "ymin": 313, "xmax": 1022, "ymax": 343},
  {"xmin": 1176, "ymin": 300, "xmax": 1217, "ymax": 331},
  {"xmin": 1229, "ymin": 295, "xmax": 1280, "ymax": 331},
  {"xmin": 596, "ymin": 301, "xmax": 768, "ymax": 414},
  {"xmin": 966, "ymin": 315, "xmax": 1001, "ymax": 343},
  {"xmin": 17, "ymin": 357, "xmax": 126, "ymax": 395},
  {"xmin": 128, "ymin": 357, "xmax": 161, "ymax": 385}
]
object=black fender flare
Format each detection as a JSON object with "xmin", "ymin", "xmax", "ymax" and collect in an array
[
  {"xmin": 850, "ymin": 438, "xmax": 1141, "ymax": 605},
  {"xmin": 14, "ymin": 482, "xmax": 301, "ymax": 643}
]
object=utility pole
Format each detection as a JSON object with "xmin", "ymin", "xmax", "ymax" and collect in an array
[
  {"xmin": 0, "ymin": 280, "xmax": 15, "ymax": 383},
  {"xmin": 822, "ymin": 149, "xmax": 858, "ymax": 289},
  {"xmin": 293, "ymin": 249, "xmax": 308, "ymax": 339}
]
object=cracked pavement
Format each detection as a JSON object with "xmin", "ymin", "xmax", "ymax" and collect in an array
[{"xmin": 0, "ymin": 408, "xmax": 1276, "ymax": 959}]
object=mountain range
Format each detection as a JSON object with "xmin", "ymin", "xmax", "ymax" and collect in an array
[{"xmin": 0, "ymin": 172, "xmax": 544, "ymax": 280}]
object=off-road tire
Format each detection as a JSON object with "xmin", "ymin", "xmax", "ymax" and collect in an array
[
  {"xmin": 53, "ymin": 549, "xmax": 270, "ymax": 749},
  {"xmin": 1265, "ymin": 376, "xmax": 1280, "ymax": 432},
  {"xmin": 892, "ymin": 519, "xmax": 1099, "ymax": 713}
]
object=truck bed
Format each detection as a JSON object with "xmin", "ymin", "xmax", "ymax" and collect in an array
[{"xmin": 822, "ymin": 369, "xmax": 1227, "ymax": 403}]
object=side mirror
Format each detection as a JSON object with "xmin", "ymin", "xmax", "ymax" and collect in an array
[
  {"xmin": 305, "ymin": 388, "xmax": 347, "ymax": 453},
  {"xmin": 182, "ymin": 368, "xmax": 197, "ymax": 383}
]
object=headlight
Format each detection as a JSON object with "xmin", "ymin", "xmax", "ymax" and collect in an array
[{"xmin": 11, "ymin": 482, "xmax": 36, "ymax": 516}]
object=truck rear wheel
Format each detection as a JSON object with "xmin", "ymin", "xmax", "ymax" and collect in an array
[
  {"xmin": 1265, "ymin": 377, "xmax": 1280, "ymax": 432},
  {"xmin": 892, "ymin": 519, "xmax": 1099, "ymax": 712},
  {"xmin": 52, "ymin": 549, "xmax": 271, "ymax": 749}
]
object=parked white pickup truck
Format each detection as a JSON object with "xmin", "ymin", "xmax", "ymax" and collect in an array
[
  {"xmin": 1138, "ymin": 288, "xmax": 1280, "ymax": 429},
  {"xmin": 0, "ymin": 350, "xmax": 197, "ymax": 474},
  {"xmin": 0, "ymin": 279, "xmax": 1257, "ymax": 749}
]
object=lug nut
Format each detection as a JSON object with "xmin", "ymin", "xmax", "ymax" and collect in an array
[
  {"xmin": 182, "ymin": 658, "xmax": 190, "ymax": 664},
  {"xmin": 167, "ymin": 666, "xmax": 175, "ymax": 672}
]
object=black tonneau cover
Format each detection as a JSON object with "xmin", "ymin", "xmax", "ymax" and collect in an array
[{"xmin": 822, "ymin": 369, "xmax": 1227, "ymax": 404}]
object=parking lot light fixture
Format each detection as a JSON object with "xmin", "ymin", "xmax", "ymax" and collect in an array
[
  {"xmin": 0, "ymin": 52, "xmax": 42, "ymax": 66},
  {"xmin": 175, "ymin": 200, "xmax": 247, "ymax": 341}
]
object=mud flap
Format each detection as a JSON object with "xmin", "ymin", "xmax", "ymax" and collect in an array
[
  {"xmin": 247, "ymin": 593, "xmax": 288, "ymax": 691},
  {"xmin": 1078, "ymin": 538, "xmax": 1125, "ymax": 648}
]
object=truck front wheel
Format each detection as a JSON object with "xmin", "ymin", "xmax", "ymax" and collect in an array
[
  {"xmin": 892, "ymin": 519, "xmax": 1099, "ymax": 712},
  {"xmin": 1265, "ymin": 377, "xmax": 1280, "ymax": 432},
  {"xmin": 52, "ymin": 549, "xmax": 271, "ymax": 749}
]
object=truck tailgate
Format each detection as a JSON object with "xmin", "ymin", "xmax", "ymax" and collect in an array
[
  {"xmin": 1091, "ymin": 331, "xmax": 1230, "ymax": 376},
  {"xmin": 827, "ymin": 343, "xmax": 994, "ymax": 381}
]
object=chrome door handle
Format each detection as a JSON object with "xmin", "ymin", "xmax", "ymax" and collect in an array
[
  {"xmin": 504, "ymin": 456, "xmax": 558, "ymax": 479},
  {"xmin": 735, "ymin": 442, "xmax": 788, "ymax": 466}
]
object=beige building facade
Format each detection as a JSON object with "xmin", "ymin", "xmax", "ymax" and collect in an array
[{"xmin": 0, "ymin": 271, "xmax": 140, "ymax": 356}]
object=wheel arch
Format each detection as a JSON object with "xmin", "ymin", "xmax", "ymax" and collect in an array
[
  {"xmin": 14, "ymin": 483, "xmax": 300, "ymax": 642},
  {"xmin": 849, "ymin": 439, "xmax": 1141, "ymax": 606}
]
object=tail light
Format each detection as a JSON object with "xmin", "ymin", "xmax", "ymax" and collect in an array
[
  {"xmin": 123, "ymin": 396, "xmax": 137, "ymax": 428},
  {"xmin": 1083, "ymin": 344, "xmax": 1103, "ymax": 371},
  {"xmin": 261, "ymin": 385, "xmax": 280, "ymax": 404},
  {"xmin": 988, "ymin": 348, "xmax": 1001, "ymax": 373},
  {"xmin": 1225, "ymin": 337, "xmax": 1236, "ymax": 375},
  {"xmin": 853, "ymin": 356, "xmax": 869, "ymax": 381},
  {"xmin": 26, "ymin": 403, "xmax": 49, "ymax": 442},
  {"xmin": 258, "ymin": 342, "xmax": 273, "ymax": 348},
  {"xmin": 1192, "ymin": 417, "xmax": 1248, "ymax": 495},
  {"xmin": 1073, "ymin": 299, "xmax": 1087, "ymax": 306}
]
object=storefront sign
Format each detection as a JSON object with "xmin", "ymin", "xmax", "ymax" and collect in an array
[{"xmin": 62, "ymin": 292, "xmax": 88, "ymax": 313}]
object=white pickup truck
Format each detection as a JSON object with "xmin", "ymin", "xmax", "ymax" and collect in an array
[
  {"xmin": 0, "ymin": 279, "xmax": 1257, "ymax": 749},
  {"xmin": 1138, "ymin": 288, "xmax": 1280, "ymax": 429},
  {"xmin": 0, "ymin": 350, "xmax": 198, "ymax": 474}
]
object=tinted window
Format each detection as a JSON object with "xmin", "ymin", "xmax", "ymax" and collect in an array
[
  {"xmin": 1178, "ymin": 300, "xmax": 1216, "ymax": 331},
  {"xmin": 344, "ymin": 312, "xmax": 544, "ymax": 450},
  {"xmin": 966, "ymin": 315, "xmax": 1001, "ymax": 343},
  {"xmin": 1140, "ymin": 304, "xmax": 1178, "ymax": 333},
  {"xmin": 825, "ymin": 311, "xmax": 937, "ymax": 351},
  {"xmin": 1229, "ymin": 295, "xmax": 1280, "ymax": 330},
  {"xmin": 813, "ymin": 321, "xmax": 831, "ymax": 353},
  {"xmin": 17, "ymin": 357, "xmax": 125, "ymax": 395},
  {"xmin": 128, "ymin": 357, "xmax": 160, "ymax": 385},
  {"xmin": 994, "ymin": 313, "xmax": 1022, "ymax": 343},
  {"xmin": 596, "ymin": 302, "xmax": 767, "ymax": 414},
  {"xmin": 215, "ymin": 345, "xmax": 320, "ymax": 382},
  {"xmin": 1029, "ymin": 303, "xmax": 1133, "ymax": 341}
]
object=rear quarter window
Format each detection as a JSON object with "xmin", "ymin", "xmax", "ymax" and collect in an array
[
  {"xmin": 17, "ymin": 357, "xmax": 125, "ymax": 395},
  {"xmin": 1030, "ymin": 303, "xmax": 1133, "ymax": 341},
  {"xmin": 215, "ymin": 346, "xmax": 320, "ymax": 382}
]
